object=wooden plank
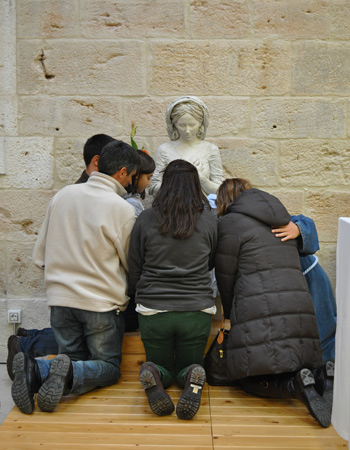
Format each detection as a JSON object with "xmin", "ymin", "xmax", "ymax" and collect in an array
[
  {"xmin": 120, "ymin": 353, "xmax": 146, "ymax": 372},
  {"xmin": 0, "ymin": 431, "xmax": 213, "ymax": 447},
  {"xmin": 212, "ymin": 424, "xmax": 340, "ymax": 437},
  {"xmin": 0, "ymin": 444, "xmax": 211, "ymax": 450},
  {"xmin": 0, "ymin": 422, "xmax": 212, "ymax": 435},
  {"xmin": 212, "ymin": 435, "xmax": 347, "ymax": 449}
]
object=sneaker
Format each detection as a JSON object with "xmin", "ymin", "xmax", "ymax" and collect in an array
[
  {"xmin": 139, "ymin": 362, "xmax": 174, "ymax": 416},
  {"xmin": 11, "ymin": 352, "xmax": 42, "ymax": 415},
  {"xmin": 314, "ymin": 360, "xmax": 334, "ymax": 410},
  {"xmin": 176, "ymin": 364, "xmax": 206, "ymax": 420},
  {"xmin": 37, "ymin": 354, "xmax": 72, "ymax": 413},
  {"xmin": 7, "ymin": 335, "xmax": 20, "ymax": 381},
  {"xmin": 290, "ymin": 368, "xmax": 331, "ymax": 428}
]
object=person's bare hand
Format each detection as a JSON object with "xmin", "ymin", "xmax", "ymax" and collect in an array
[{"xmin": 271, "ymin": 221, "xmax": 300, "ymax": 242}]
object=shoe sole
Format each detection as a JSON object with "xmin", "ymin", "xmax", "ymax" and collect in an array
[
  {"xmin": 37, "ymin": 355, "xmax": 71, "ymax": 412},
  {"xmin": 322, "ymin": 361, "xmax": 334, "ymax": 411},
  {"xmin": 11, "ymin": 353, "xmax": 34, "ymax": 415},
  {"xmin": 299, "ymin": 369, "xmax": 331, "ymax": 428},
  {"xmin": 176, "ymin": 366, "xmax": 206, "ymax": 420},
  {"xmin": 7, "ymin": 336, "xmax": 19, "ymax": 381},
  {"xmin": 140, "ymin": 368, "xmax": 174, "ymax": 416}
]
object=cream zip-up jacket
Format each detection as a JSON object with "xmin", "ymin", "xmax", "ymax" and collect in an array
[{"xmin": 33, "ymin": 172, "xmax": 136, "ymax": 312}]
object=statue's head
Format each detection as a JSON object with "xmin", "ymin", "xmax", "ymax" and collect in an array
[{"xmin": 166, "ymin": 96, "xmax": 209, "ymax": 141}]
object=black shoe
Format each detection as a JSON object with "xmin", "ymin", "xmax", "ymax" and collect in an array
[
  {"xmin": 176, "ymin": 364, "xmax": 206, "ymax": 420},
  {"xmin": 16, "ymin": 327, "xmax": 30, "ymax": 337},
  {"xmin": 11, "ymin": 352, "xmax": 42, "ymax": 415},
  {"xmin": 139, "ymin": 362, "xmax": 174, "ymax": 416},
  {"xmin": 7, "ymin": 335, "xmax": 21, "ymax": 381},
  {"xmin": 314, "ymin": 360, "xmax": 334, "ymax": 410},
  {"xmin": 37, "ymin": 354, "xmax": 72, "ymax": 413},
  {"xmin": 289, "ymin": 368, "xmax": 331, "ymax": 428}
]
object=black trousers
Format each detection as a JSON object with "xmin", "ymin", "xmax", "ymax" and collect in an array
[{"xmin": 238, "ymin": 372, "xmax": 298, "ymax": 399}]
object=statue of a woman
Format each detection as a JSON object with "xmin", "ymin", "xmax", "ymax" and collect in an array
[{"xmin": 149, "ymin": 96, "xmax": 225, "ymax": 196}]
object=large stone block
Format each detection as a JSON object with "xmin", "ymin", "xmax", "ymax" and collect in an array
[
  {"xmin": 18, "ymin": 96, "xmax": 123, "ymax": 137},
  {"xmin": 0, "ymin": 0, "xmax": 16, "ymax": 95},
  {"xmin": 203, "ymin": 98, "xmax": 250, "ymax": 137},
  {"xmin": 0, "ymin": 243, "xmax": 6, "ymax": 296},
  {"xmin": 252, "ymin": 98, "xmax": 346, "ymax": 138},
  {"xmin": 124, "ymin": 98, "xmax": 171, "ymax": 140},
  {"xmin": 228, "ymin": 40, "xmax": 290, "ymax": 95},
  {"xmin": 0, "ymin": 137, "xmax": 5, "ymax": 174},
  {"xmin": 80, "ymin": 0, "xmax": 185, "ymax": 38},
  {"xmin": 55, "ymin": 137, "xmax": 86, "ymax": 186},
  {"xmin": 18, "ymin": 40, "xmax": 146, "ymax": 95},
  {"xmin": 149, "ymin": 41, "xmax": 230, "ymax": 95},
  {"xmin": 215, "ymin": 138, "xmax": 278, "ymax": 186},
  {"xmin": 317, "ymin": 242, "xmax": 336, "ymax": 292},
  {"xmin": 150, "ymin": 40, "xmax": 290, "ymax": 95},
  {"xmin": 190, "ymin": 0, "xmax": 251, "ymax": 38},
  {"xmin": 305, "ymin": 191, "xmax": 350, "ymax": 242},
  {"xmin": 18, "ymin": 0, "xmax": 77, "ymax": 38},
  {"xmin": 253, "ymin": 0, "xmax": 329, "ymax": 38},
  {"xmin": 0, "ymin": 137, "xmax": 54, "ymax": 189},
  {"xmin": 292, "ymin": 42, "xmax": 350, "ymax": 95},
  {"xmin": 331, "ymin": 1, "xmax": 350, "ymax": 39},
  {"xmin": 280, "ymin": 140, "xmax": 350, "ymax": 187},
  {"xmin": 5, "ymin": 242, "xmax": 46, "ymax": 298},
  {"xmin": 0, "ymin": 96, "xmax": 18, "ymax": 136},
  {"xmin": 267, "ymin": 189, "xmax": 305, "ymax": 216},
  {"xmin": 0, "ymin": 190, "xmax": 55, "ymax": 242}
]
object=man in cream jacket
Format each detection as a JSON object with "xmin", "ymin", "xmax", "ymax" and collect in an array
[{"xmin": 11, "ymin": 141, "xmax": 140, "ymax": 415}]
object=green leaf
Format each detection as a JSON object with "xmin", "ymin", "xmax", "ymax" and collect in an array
[{"xmin": 131, "ymin": 137, "xmax": 138, "ymax": 149}]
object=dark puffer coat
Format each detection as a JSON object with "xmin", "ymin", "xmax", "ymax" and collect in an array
[{"xmin": 215, "ymin": 188, "xmax": 322, "ymax": 381}]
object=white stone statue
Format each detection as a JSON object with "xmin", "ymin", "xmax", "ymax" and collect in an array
[{"xmin": 149, "ymin": 96, "xmax": 225, "ymax": 196}]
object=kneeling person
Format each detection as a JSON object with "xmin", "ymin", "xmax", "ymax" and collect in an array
[{"xmin": 11, "ymin": 141, "xmax": 140, "ymax": 414}]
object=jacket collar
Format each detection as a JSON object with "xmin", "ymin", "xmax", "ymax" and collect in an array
[{"xmin": 88, "ymin": 171, "xmax": 127, "ymax": 197}]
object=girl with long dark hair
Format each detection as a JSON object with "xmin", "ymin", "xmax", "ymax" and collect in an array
[{"xmin": 128, "ymin": 159, "xmax": 218, "ymax": 420}]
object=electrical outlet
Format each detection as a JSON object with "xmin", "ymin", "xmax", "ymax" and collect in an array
[{"xmin": 8, "ymin": 309, "xmax": 21, "ymax": 323}]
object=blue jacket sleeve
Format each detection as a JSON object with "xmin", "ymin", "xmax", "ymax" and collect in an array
[{"xmin": 291, "ymin": 214, "xmax": 320, "ymax": 255}]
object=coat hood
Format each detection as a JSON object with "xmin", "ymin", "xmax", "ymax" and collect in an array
[{"xmin": 226, "ymin": 188, "xmax": 290, "ymax": 227}]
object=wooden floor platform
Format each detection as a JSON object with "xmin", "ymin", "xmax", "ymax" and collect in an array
[{"xmin": 0, "ymin": 329, "xmax": 347, "ymax": 449}]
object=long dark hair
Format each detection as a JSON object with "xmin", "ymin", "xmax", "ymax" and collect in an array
[
  {"xmin": 153, "ymin": 159, "xmax": 210, "ymax": 239},
  {"xmin": 126, "ymin": 150, "xmax": 155, "ymax": 199},
  {"xmin": 216, "ymin": 178, "xmax": 252, "ymax": 217}
]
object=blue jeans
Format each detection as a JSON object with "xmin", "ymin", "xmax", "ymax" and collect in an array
[
  {"xmin": 36, "ymin": 306, "xmax": 124, "ymax": 396},
  {"xmin": 19, "ymin": 328, "xmax": 58, "ymax": 357},
  {"xmin": 301, "ymin": 256, "xmax": 337, "ymax": 362},
  {"xmin": 18, "ymin": 309, "xmax": 136, "ymax": 358}
]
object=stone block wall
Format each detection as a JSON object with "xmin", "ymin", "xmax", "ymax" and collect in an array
[{"xmin": 1, "ymin": 0, "xmax": 349, "ymax": 360}]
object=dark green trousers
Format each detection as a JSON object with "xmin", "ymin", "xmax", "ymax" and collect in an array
[{"xmin": 139, "ymin": 311, "xmax": 212, "ymax": 388}]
